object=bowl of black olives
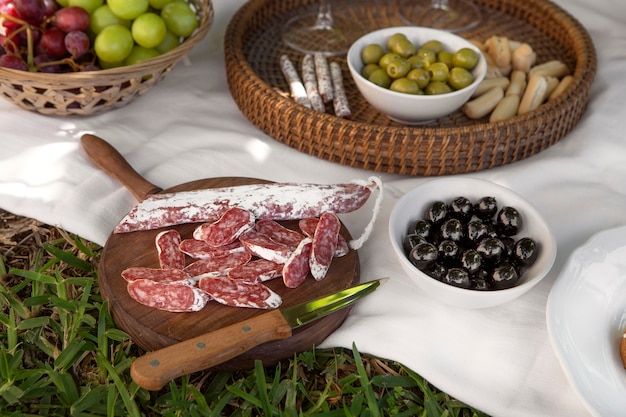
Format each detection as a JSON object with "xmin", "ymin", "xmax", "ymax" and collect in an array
[
  {"xmin": 389, "ymin": 178, "xmax": 556, "ymax": 309},
  {"xmin": 346, "ymin": 26, "xmax": 487, "ymax": 124}
]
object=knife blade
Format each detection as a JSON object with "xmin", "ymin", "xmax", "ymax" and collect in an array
[{"xmin": 130, "ymin": 278, "xmax": 388, "ymax": 390}]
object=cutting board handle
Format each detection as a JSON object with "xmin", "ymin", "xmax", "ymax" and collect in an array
[{"xmin": 81, "ymin": 134, "xmax": 162, "ymax": 201}]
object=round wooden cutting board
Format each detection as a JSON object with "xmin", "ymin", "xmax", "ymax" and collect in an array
[{"xmin": 98, "ymin": 177, "xmax": 360, "ymax": 370}]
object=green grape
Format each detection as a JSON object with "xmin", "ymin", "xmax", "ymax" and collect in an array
[
  {"xmin": 69, "ymin": 0, "xmax": 103, "ymax": 14},
  {"xmin": 155, "ymin": 30, "xmax": 180, "ymax": 54},
  {"xmin": 132, "ymin": 12, "xmax": 166, "ymax": 48},
  {"xmin": 125, "ymin": 45, "xmax": 160, "ymax": 65},
  {"xmin": 94, "ymin": 24, "xmax": 134, "ymax": 63},
  {"xmin": 56, "ymin": 0, "xmax": 70, "ymax": 7},
  {"xmin": 107, "ymin": 0, "xmax": 149, "ymax": 20},
  {"xmin": 90, "ymin": 5, "xmax": 130, "ymax": 34},
  {"xmin": 149, "ymin": 0, "xmax": 176, "ymax": 10},
  {"xmin": 160, "ymin": 1, "xmax": 198, "ymax": 38}
]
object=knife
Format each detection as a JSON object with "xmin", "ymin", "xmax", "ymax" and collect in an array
[{"xmin": 130, "ymin": 278, "xmax": 388, "ymax": 390}]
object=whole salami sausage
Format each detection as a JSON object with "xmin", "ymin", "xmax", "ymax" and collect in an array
[
  {"xmin": 155, "ymin": 230, "xmax": 186, "ymax": 270},
  {"xmin": 114, "ymin": 181, "xmax": 375, "ymax": 233},
  {"xmin": 184, "ymin": 251, "xmax": 252, "ymax": 280},
  {"xmin": 309, "ymin": 212, "xmax": 340, "ymax": 281},
  {"xmin": 198, "ymin": 277, "xmax": 282, "ymax": 309},
  {"xmin": 127, "ymin": 279, "xmax": 210, "ymax": 312},
  {"xmin": 192, "ymin": 207, "xmax": 255, "ymax": 248},
  {"xmin": 282, "ymin": 237, "xmax": 312, "ymax": 288}
]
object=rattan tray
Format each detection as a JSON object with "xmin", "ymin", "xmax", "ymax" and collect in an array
[{"xmin": 224, "ymin": 0, "xmax": 596, "ymax": 176}]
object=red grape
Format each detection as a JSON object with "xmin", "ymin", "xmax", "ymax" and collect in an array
[
  {"xmin": 0, "ymin": 2, "xmax": 22, "ymax": 31},
  {"xmin": 54, "ymin": 6, "xmax": 90, "ymax": 32},
  {"xmin": 42, "ymin": 0, "xmax": 58, "ymax": 18},
  {"xmin": 14, "ymin": 0, "xmax": 45, "ymax": 25},
  {"xmin": 39, "ymin": 27, "xmax": 67, "ymax": 58},
  {"xmin": 64, "ymin": 30, "xmax": 89, "ymax": 58},
  {"xmin": 0, "ymin": 53, "xmax": 28, "ymax": 70}
]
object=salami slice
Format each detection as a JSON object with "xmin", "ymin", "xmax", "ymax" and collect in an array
[
  {"xmin": 198, "ymin": 277, "xmax": 282, "ymax": 309},
  {"xmin": 239, "ymin": 230, "xmax": 292, "ymax": 264},
  {"xmin": 127, "ymin": 279, "xmax": 210, "ymax": 312},
  {"xmin": 299, "ymin": 217, "xmax": 349, "ymax": 257},
  {"xmin": 155, "ymin": 230, "xmax": 186, "ymax": 270},
  {"xmin": 183, "ymin": 251, "xmax": 252, "ymax": 280},
  {"xmin": 179, "ymin": 239, "xmax": 245, "ymax": 259},
  {"xmin": 282, "ymin": 237, "xmax": 312, "ymax": 288},
  {"xmin": 227, "ymin": 259, "xmax": 283, "ymax": 283},
  {"xmin": 121, "ymin": 267, "xmax": 195, "ymax": 285},
  {"xmin": 309, "ymin": 212, "xmax": 340, "ymax": 281},
  {"xmin": 193, "ymin": 207, "xmax": 255, "ymax": 247},
  {"xmin": 255, "ymin": 219, "xmax": 306, "ymax": 250}
]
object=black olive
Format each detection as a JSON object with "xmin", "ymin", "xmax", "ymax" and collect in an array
[
  {"xmin": 449, "ymin": 196, "xmax": 473, "ymax": 222},
  {"xmin": 438, "ymin": 240, "xmax": 459, "ymax": 267},
  {"xmin": 514, "ymin": 237, "xmax": 538, "ymax": 266},
  {"xmin": 426, "ymin": 263, "xmax": 447, "ymax": 281},
  {"xmin": 412, "ymin": 219, "xmax": 433, "ymax": 239},
  {"xmin": 440, "ymin": 218, "xmax": 464, "ymax": 243},
  {"xmin": 443, "ymin": 268, "xmax": 470, "ymax": 289},
  {"xmin": 466, "ymin": 219, "xmax": 489, "ymax": 245},
  {"xmin": 403, "ymin": 233, "xmax": 426, "ymax": 254},
  {"xmin": 471, "ymin": 277, "xmax": 492, "ymax": 291},
  {"xmin": 490, "ymin": 263, "xmax": 519, "ymax": 290},
  {"xmin": 461, "ymin": 249, "xmax": 482, "ymax": 275},
  {"xmin": 476, "ymin": 237, "xmax": 506, "ymax": 266},
  {"xmin": 425, "ymin": 201, "xmax": 448, "ymax": 224},
  {"xmin": 497, "ymin": 206, "xmax": 521, "ymax": 236},
  {"xmin": 500, "ymin": 236, "xmax": 516, "ymax": 258},
  {"xmin": 408, "ymin": 242, "xmax": 438, "ymax": 269},
  {"xmin": 474, "ymin": 196, "xmax": 497, "ymax": 220}
]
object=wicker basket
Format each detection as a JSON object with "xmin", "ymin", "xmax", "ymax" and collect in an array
[
  {"xmin": 224, "ymin": 0, "xmax": 596, "ymax": 176},
  {"xmin": 0, "ymin": 0, "xmax": 213, "ymax": 116}
]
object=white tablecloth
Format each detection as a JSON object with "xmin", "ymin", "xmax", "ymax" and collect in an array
[{"xmin": 2, "ymin": 0, "xmax": 625, "ymax": 415}]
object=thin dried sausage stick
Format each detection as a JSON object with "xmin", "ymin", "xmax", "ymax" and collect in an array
[
  {"xmin": 255, "ymin": 219, "xmax": 306, "ymax": 250},
  {"xmin": 184, "ymin": 251, "xmax": 252, "ymax": 280},
  {"xmin": 314, "ymin": 52, "xmax": 333, "ymax": 103},
  {"xmin": 192, "ymin": 207, "xmax": 255, "ymax": 248},
  {"xmin": 198, "ymin": 277, "xmax": 282, "ymax": 309},
  {"xmin": 121, "ymin": 267, "xmax": 195, "ymax": 285},
  {"xmin": 227, "ymin": 259, "xmax": 283, "ymax": 283},
  {"xmin": 127, "ymin": 279, "xmax": 210, "ymax": 313},
  {"xmin": 280, "ymin": 54, "xmax": 312, "ymax": 109},
  {"xmin": 282, "ymin": 237, "xmax": 312, "ymax": 289},
  {"xmin": 299, "ymin": 217, "xmax": 349, "ymax": 257},
  {"xmin": 179, "ymin": 239, "xmax": 245, "ymax": 259},
  {"xmin": 155, "ymin": 230, "xmax": 186, "ymax": 270},
  {"xmin": 302, "ymin": 54, "xmax": 326, "ymax": 112},
  {"xmin": 330, "ymin": 61, "xmax": 351, "ymax": 119},
  {"xmin": 239, "ymin": 230, "xmax": 292, "ymax": 264},
  {"xmin": 114, "ymin": 181, "xmax": 375, "ymax": 233},
  {"xmin": 309, "ymin": 212, "xmax": 340, "ymax": 280}
]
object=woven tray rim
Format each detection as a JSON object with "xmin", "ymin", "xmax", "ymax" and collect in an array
[{"xmin": 224, "ymin": 0, "xmax": 597, "ymax": 176}]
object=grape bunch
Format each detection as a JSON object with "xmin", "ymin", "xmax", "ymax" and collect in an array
[{"xmin": 0, "ymin": 0, "xmax": 199, "ymax": 72}]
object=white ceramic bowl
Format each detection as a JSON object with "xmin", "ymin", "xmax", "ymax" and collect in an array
[
  {"xmin": 347, "ymin": 26, "xmax": 487, "ymax": 124},
  {"xmin": 389, "ymin": 178, "xmax": 556, "ymax": 309}
]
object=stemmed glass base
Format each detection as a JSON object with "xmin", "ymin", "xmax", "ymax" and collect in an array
[
  {"xmin": 281, "ymin": 4, "xmax": 363, "ymax": 56},
  {"xmin": 398, "ymin": 0, "xmax": 481, "ymax": 33}
]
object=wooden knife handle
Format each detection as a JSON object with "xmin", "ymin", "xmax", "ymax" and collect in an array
[
  {"xmin": 130, "ymin": 309, "xmax": 293, "ymax": 391},
  {"xmin": 80, "ymin": 134, "xmax": 162, "ymax": 201}
]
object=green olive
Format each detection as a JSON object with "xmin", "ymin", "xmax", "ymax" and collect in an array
[
  {"xmin": 421, "ymin": 40, "xmax": 443, "ymax": 54},
  {"xmin": 415, "ymin": 48, "xmax": 437, "ymax": 67},
  {"xmin": 391, "ymin": 38, "xmax": 417, "ymax": 58},
  {"xmin": 425, "ymin": 81, "xmax": 453, "ymax": 95},
  {"xmin": 407, "ymin": 55, "xmax": 429, "ymax": 69},
  {"xmin": 390, "ymin": 77, "xmax": 421, "ymax": 94},
  {"xmin": 407, "ymin": 68, "xmax": 431, "ymax": 89},
  {"xmin": 429, "ymin": 62, "xmax": 449, "ymax": 82},
  {"xmin": 452, "ymin": 48, "xmax": 479, "ymax": 70},
  {"xmin": 379, "ymin": 52, "xmax": 402, "ymax": 69},
  {"xmin": 368, "ymin": 68, "xmax": 392, "ymax": 88},
  {"xmin": 362, "ymin": 63, "xmax": 381, "ymax": 79},
  {"xmin": 438, "ymin": 51, "xmax": 454, "ymax": 69},
  {"xmin": 387, "ymin": 33, "xmax": 408, "ymax": 52},
  {"xmin": 361, "ymin": 43, "xmax": 385, "ymax": 65},
  {"xmin": 386, "ymin": 57, "xmax": 411, "ymax": 79},
  {"xmin": 448, "ymin": 67, "xmax": 474, "ymax": 90}
]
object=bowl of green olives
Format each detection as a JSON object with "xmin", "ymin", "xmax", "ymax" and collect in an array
[
  {"xmin": 388, "ymin": 178, "xmax": 556, "ymax": 309},
  {"xmin": 347, "ymin": 27, "xmax": 487, "ymax": 124}
]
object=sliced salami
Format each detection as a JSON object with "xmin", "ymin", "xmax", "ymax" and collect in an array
[
  {"xmin": 239, "ymin": 230, "xmax": 292, "ymax": 264},
  {"xmin": 309, "ymin": 212, "xmax": 340, "ymax": 281},
  {"xmin": 155, "ymin": 230, "xmax": 186, "ymax": 270},
  {"xmin": 127, "ymin": 279, "xmax": 210, "ymax": 312},
  {"xmin": 198, "ymin": 277, "xmax": 282, "ymax": 309},
  {"xmin": 255, "ymin": 219, "xmax": 306, "ymax": 250},
  {"xmin": 282, "ymin": 237, "xmax": 312, "ymax": 289},
  {"xmin": 227, "ymin": 259, "xmax": 283, "ymax": 283},
  {"xmin": 179, "ymin": 239, "xmax": 245, "ymax": 259},
  {"xmin": 299, "ymin": 217, "xmax": 349, "ymax": 257},
  {"xmin": 193, "ymin": 207, "xmax": 255, "ymax": 247},
  {"xmin": 121, "ymin": 267, "xmax": 195, "ymax": 285},
  {"xmin": 184, "ymin": 251, "xmax": 252, "ymax": 280}
]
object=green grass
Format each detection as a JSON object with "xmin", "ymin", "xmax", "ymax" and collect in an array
[{"xmin": 0, "ymin": 213, "xmax": 488, "ymax": 416}]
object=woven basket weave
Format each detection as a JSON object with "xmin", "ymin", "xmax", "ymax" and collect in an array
[
  {"xmin": 0, "ymin": 0, "xmax": 213, "ymax": 116},
  {"xmin": 224, "ymin": 0, "xmax": 596, "ymax": 176}
]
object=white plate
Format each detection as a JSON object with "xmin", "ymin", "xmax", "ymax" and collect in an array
[{"xmin": 547, "ymin": 226, "xmax": 626, "ymax": 417}]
